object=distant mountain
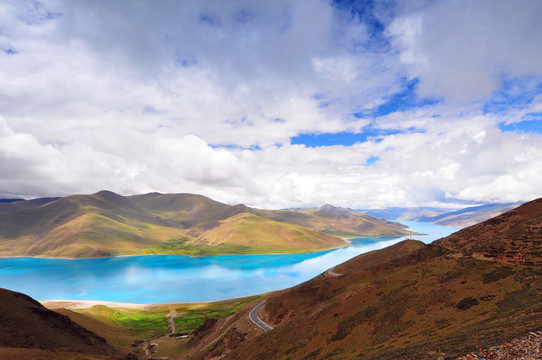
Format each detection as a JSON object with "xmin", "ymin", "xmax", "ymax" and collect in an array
[
  {"xmin": 256, "ymin": 203, "xmax": 412, "ymax": 238},
  {"xmin": 0, "ymin": 198, "xmax": 23, "ymax": 203},
  {"xmin": 0, "ymin": 288, "xmax": 130, "ymax": 359},
  {"xmin": 415, "ymin": 202, "xmax": 523, "ymax": 227},
  {"xmin": 187, "ymin": 198, "xmax": 542, "ymax": 360},
  {"xmin": 362, "ymin": 202, "xmax": 523, "ymax": 227},
  {"xmin": 0, "ymin": 196, "xmax": 59, "ymax": 213},
  {"xmin": 0, "ymin": 191, "xmax": 413, "ymax": 258},
  {"xmin": 361, "ymin": 206, "xmax": 448, "ymax": 221}
]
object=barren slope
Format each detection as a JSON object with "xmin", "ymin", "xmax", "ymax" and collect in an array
[
  {"xmin": 188, "ymin": 198, "xmax": 542, "ymax": 360},
  {"xmin": 0, "ymin": 288, "xmax": 130, "ymax": 359}
]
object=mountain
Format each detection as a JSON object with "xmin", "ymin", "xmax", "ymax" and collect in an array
[
  {"xmin": 0, "ymin": 191, "xmax": 413, "ymax": 258},
  {"xmin": 0, "ymin": 198, "xmax": 23, "ymax": 203},
  {"xmin": 255, "ymin": 204, "xmax": 412, "ymax": 237},
  {"xmin": 0, "ymin": 197, "xmax": 59, "ymax": 213},
  {"xmin": 362, "ymin": 202, "xmax": 523, "ymax": 227},
  {"xmin": 0, "ymin": 190, "xmax": 186, "ymax": 257},
  {"xmin": 186, "ymin": 198, "xmax": 542, "ymax": 360},
  {"xmin": 0, "ymin": 288, "xmax": 132, "ymax": 359},
  {"xmin": 415, "ymin": 202, "xmax": 523, "ymax": 227},
  {"xmin": 361, "ymin": 206, "xmax": 448, "ymax": 222}
]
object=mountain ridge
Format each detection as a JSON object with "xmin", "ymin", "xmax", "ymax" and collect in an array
[
  {"xmin": 362, "ymin": 202, "xmax": 523, "ymax": 228},
  {"xmin": 0, "ymin": 190, "xmax": 414, "ymax": 258},
  {"xmin": 185, "ymin": 198, "xmax": 542, "ymax": 360}
]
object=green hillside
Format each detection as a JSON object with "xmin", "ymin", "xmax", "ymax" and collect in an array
[
  {"xmin": 0, "ymin": 191, "xmax": 185, "ymax": 257},
  {"xmin": 0, "ymin": 191, "xmax": 414, "ymax": 258},
  {"xmin": 195, "ymin": 213, "xmax": 346, "ymax": 254}
]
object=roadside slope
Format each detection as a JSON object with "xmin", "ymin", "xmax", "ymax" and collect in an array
[{"xmin": 189, "ymin": 198, "xmax": 542, "ymax": 360}]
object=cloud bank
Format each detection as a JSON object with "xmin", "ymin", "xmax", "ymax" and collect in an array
[{"xmin": 0, "ymin": 0, "xmax": 541, "ymax": 209}]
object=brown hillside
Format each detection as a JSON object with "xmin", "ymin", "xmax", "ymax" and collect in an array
[
  {"xmin": 436, "ymin": 197, "xmax": 542, "ymax": 266},
  {"xmin": 0, "ymin": 288, "xmax": 129, "ymax": 359},
  {"xmin": 188, "ymin": 198, "xmax": 542, "ymax": 360}
]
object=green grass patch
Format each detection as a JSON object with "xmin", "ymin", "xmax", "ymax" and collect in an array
[
  {"xmin": 75, "ymin": 296, "xmax": 258, "ymax": 339},
  {"xmin": 108, "ymin": 310, "xmax": 169, "ymax": 330},
  {"xmin": 174, "ymin": 304, "xmax": 245, "ymax": 333},
  {"xmin": 143, "ymin": 238, "xmax": 320, "ymax": 256},
  {"xmin": 322, "ymin": 231, "xmax": 362, "ymax": 238},
  {"xmin": 144, "ymin": 237, "xmax": 193, "ymax": 254},
  {"xmin": 74, "ymin": 306, "xmax": 170, "ymax": 338}
]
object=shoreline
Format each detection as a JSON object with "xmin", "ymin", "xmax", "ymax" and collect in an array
[
  {"xmin": 40, "ymin": 293, "xmax": 259, "ymax": 310},
  {"xmin": 41, "ymin": 299, "xmax": 158, "ymax": 309},
  {"xmin": 0, "ymin": 245, "xmax": 349, "ymax": 260},
  {"xmin": 0, "ymin": 231, "xmax": 418, "ymax": 261}
]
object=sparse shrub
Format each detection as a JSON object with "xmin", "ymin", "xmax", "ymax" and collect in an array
[
  {"xmin": 456, "ymin": 296, "xmax": 479, "ymax": 311},
  {"xmin": 434, "ymin": 317, "xmax": 451, "ymax": 328},
  {"xmin": 330, "ymin": 306, "xmax": 378, "ymax": 342},
  {"xmin": 482, "ymin": 267, "xmax": 514, "ymax": 283}
]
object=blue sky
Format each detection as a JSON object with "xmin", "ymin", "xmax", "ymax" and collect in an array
[{"xmin": 0, "ymin": 0, "xmax": 541, "ymax": 209}]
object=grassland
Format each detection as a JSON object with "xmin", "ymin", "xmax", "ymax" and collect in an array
[{"xmin": 50, "ymin": 295, "xmax": 260, "ymax": 358}]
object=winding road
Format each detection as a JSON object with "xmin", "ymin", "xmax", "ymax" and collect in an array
[
  {"xmin": 249, "ymin": 300, "xmax": 273, "ymax": 332},
  {"xmin": 249, "ymin": 267, "xmax": 344, "ymax": 333},
  {"xmin": 327, "ymin": 266, "xmax": 344, "ymax": 277}
]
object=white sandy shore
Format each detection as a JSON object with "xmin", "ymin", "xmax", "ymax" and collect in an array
[
  {"xmin": 40, "ymin": 299, "xmax": 174, "ymax": 310},
  {"xmin": 40, "ymin": 293, "xmax": 255, "ymax": 310}
]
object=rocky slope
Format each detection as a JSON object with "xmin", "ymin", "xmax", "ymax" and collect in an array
[
  {"xmin": 187, "ymin": 198, "xmax": 542, "ymax": 360},
  {"xmin": 0, "ymin": 288, "xmax": 134, "ymax": 359}
]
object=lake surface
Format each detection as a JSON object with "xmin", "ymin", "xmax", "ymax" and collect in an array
[{"xmin": 0, "ymin": 222, "xmax": 459, "ymax": 303}]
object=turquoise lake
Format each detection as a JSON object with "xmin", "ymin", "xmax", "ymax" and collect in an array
[{"xmin": 0, "ymin": 222, "xmax": 459, "ymax": 303}]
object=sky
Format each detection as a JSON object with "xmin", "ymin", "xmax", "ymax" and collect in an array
[{"xmin": 0, "ymin": 0, "xmax": 541, "ymax": 209}]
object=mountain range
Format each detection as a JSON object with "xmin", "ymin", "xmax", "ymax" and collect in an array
[
  {"xmin": 0, "ymin": 197, "xmax": 541, "ymax": 359},
  {"xmin": 0, "ymin": 190, "xmax": 414, "ymax": 258},
  {"xmin": 363, "ymin": 202, "xmax": 523, "ymax": 227}
]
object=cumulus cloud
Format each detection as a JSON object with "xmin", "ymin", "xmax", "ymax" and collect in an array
[
  {"xmin": 0, "ymin": 0, "xmax": 541, "ymax": 208},
  {"xmin": 387, "ymin": 0, "xmax": 542, "ymax": 103}
]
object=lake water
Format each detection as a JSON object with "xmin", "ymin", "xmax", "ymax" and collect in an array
[{"xmin": 0, "ymin": 222, "xmax": 459, "ymax": 303}]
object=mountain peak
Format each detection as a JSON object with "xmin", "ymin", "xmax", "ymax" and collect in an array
[
  {"xmin": 317, "ymin": 204, "xmax": 354, "ymax": 217},
  {"xmin": 92, "ymin": 190, "xmax": 123, "ymax": 200}
]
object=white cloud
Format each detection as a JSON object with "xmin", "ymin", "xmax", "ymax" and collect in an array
[
  {"xmin": 0, "ymin": 0, "xmax": 541, "ymax": 208},
  {"xmin": 387, "ymin": 0, "xmax": 542, "ymax": 103}
]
